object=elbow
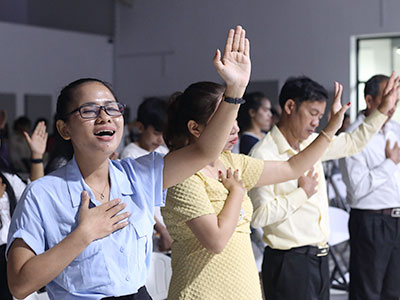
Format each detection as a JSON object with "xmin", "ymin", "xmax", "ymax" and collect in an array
[
  {"xmin": 8, "ymin": 278, "xmax": 36, "ymax": 300},
  {"xmin": 203, "ymin": 239, "xmax": 228, "ymax": 254}
]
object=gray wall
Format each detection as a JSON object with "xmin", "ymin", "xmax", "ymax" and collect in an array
[
  {"xmin": 114, "ymin": 0, "xmax": 400, "ymax": 118},
  {"xmin": 0, "ymin": 0, "xmax": 115, "ymax": 36}
]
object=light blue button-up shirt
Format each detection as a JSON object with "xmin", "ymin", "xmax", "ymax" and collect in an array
[{"xmin": 7, "ymin": 153, "xmax": 165, "ymax": 300}]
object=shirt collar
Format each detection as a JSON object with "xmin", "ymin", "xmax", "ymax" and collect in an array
[
  {"xmin": 270, "ymin": 125, "xmax": 298, "ymax": 155},
  {"xmin": 66, "ymin": 156, "xmax": 134, "ymax": 208}
]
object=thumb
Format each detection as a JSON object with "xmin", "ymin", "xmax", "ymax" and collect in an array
[
  {"xmin": 80, "ymin": 191, "xmax": 90, "ymax": 211},
  {"xmin": 213, "ymin": 49, "xmax": 223, "ymax": 70},
  {"xmin": 23, "ymin": 131, "xmax": 31, "ymax": 145},
  {"xmin": 338, "ymin": 101, "xmax": 351, "ymax": 115},
  {"xmin": 385, "ymin": 139, "xmax": 391, "ymax": 151}
]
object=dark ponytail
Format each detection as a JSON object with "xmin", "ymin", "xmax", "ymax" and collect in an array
[
  {"xmin": 0, "ymin": 172, "xmax": 17, "ymax": 229},
  {"xmin": 164, "ymin": 82, "xmax": 225, "ymax": 151}
]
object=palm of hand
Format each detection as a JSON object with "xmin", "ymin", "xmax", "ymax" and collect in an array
[{"xmin": 219, "ymin": 53, "xmax": 251, "ymax": 87}]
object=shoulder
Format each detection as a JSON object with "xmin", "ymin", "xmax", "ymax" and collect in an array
[{"xmin": 250, "ymin": 131, "xmax": 276, "ymax": 157}]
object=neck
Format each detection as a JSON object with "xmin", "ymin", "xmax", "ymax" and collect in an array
[
  {"xmin": 277, "ymin": 120, "xmax": 300, "ymax": 151},
  {"xmin": 75, "ymin": 152, "xmax": 110, "ymax": 184},
  {"xmin": 247, "ymin": 123, "xmax": 264, "ymax": 139}
]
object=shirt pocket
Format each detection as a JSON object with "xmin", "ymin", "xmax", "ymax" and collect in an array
[
  {"xmin": 130, "ymin": 215, "xmax": 154, "ymax": 270},
  {"xmin": 62, "ymin": 239, "xmax": 111, "ymax": 293}
]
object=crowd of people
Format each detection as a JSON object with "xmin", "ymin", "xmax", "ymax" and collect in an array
[{"xmin": 0, "ymin": 25, "xmax": 399, "ymax": 300}]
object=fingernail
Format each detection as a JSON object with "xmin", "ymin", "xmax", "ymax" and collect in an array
[
  {"xmin": 347, "ymin": 102, "xmax": 351, "ymax": 106},
  {"xmin": 218, "ymin": 170, "xmax": 222, "ymax": 174}
]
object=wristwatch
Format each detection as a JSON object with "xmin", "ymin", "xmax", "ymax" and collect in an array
[{"xmin": 223, "ymin": 97, "xmax": 246, "ymax": 104}]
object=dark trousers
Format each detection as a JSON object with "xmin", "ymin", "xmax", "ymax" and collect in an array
[
  {"xmin": 262, "ymin": 246, "xmax": 329, "ymax": 300},
  {"xmin": 102, "ymin": 286, "xmax": 152, "ymax": 300},
  {"xmin": 349, "ymin": 209, "xmax": 400, "ymax": 300},
  {"xmin": 0, "ymin": 244, "xmax": 12, "ymax": 300}
]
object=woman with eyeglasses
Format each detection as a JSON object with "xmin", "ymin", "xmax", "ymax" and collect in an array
[{"xmin": 6, "ymin": 26, "xmax": 253, "ymax": 300}]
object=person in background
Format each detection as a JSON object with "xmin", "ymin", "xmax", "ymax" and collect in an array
[
  {"xmin": 9, "ymin": 116, "xmax": 32, "ymax": 173},
  {"xmin": 249, "ymin": 74, "xmax": 398, "ymax": 300},
  {"xmin": 162, "ymin": 74, "xmax": 350, "ymax": 299},
  {"xmin": 120, "ymin": 97, "xmax": 171, "ymax": 251},
  {"xmin": 0, "ymin": 118, "xmax": 47, "ymax": 299},
  {"xmin": 339, "ymin": 74, "xmax": 400, "ymax": 300},
  {"xmin": 237, "ymin": 92, "xmax": 272, "ymax": 155}
]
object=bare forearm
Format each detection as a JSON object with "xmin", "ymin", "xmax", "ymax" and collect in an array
[
  {"xmin": 8, "ymin": 228, "xmax": 91, "ymax": 299},
  {"xmin": 29, "ymin": 152, "xmax": 44, "ymax": 181}
]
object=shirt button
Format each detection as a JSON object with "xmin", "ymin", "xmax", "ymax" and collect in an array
[
  {"xmin": 120, "ymin": 247, "xmax": 124, "ymax": 253},
  {"xmin": 125, "ymin": 276, "xmax": 130, "ymax": 281}
]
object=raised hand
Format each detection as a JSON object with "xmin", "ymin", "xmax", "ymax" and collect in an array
[
  {"xmin": 24, "ymin": 121, "xmax": 48, "ymax": 159},
  {"xmin": 213, "ymin": 25, "xmax": 251, "ymax": 98},
  {"xmin": 378, "ymin": 72, "xmax": 400, "ymax": 115},
  {"xmin": 78, "ymin": 191, "xmax": 130, "ymax": 242},
  {"xmin": 324, "ymin": 81, "xmax": 351, "ymax": 135},
  {"xmin": 298, "ymin": 168, "xmax": 318, "ymax": 198}
]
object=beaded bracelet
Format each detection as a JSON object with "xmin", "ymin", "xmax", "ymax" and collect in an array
[{"xmin": 320, "ymin": 130, "xmax": 333, "ymax": 143}]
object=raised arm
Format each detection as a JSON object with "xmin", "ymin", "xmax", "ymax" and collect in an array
[
  {"xmin": 24, "ymin": 121, "xmax": 47, "ymax": 181},
  {"xmin": 7, "ymin": 192, "xmax": 129, "ymax": 299},
  {"xmin": 255, "ymin": 81, "xmax": 350, "ymax": 187},
  {"xmin": 163, "ymin": 25, "xmax": 251, "ymax": 189}
]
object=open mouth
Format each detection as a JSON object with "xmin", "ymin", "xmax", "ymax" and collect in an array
[{"xmin": 94, "ymin": 130, "xmax": 115, "ymax": 137}]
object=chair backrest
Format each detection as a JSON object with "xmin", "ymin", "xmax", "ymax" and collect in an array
[
  {"xmin": 146, "ymin": 252, "xmax": 172, "ymax": 300},
  {"xmin": 328, "ymin": 206, "xmax": 350, "ymax": 246}
]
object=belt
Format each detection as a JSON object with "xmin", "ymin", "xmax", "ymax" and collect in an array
[
  {"xmin": 353, "ymin": 208, "xmax": 400, "ymax": 218},
  {"xmin": 269, "ymin": 245, "xmax": 329, "ymax": 257}
]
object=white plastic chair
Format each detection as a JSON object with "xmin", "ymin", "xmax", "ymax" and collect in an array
[
  {"xmin": 146, "ymin": 252, "xmax": 172, "ymax": 300},
  {"xmin": 328, "ymin": 206, "xmax": 350, "ymax": 291}
]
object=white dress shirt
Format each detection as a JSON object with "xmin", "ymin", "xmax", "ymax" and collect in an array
[
  {"xmin": 0, "ymin": 172, "xmax": 26, "ymax": 245},
  {"xmin": 339, "ymin": 114, "xmax": 400, "ymax": 209}
]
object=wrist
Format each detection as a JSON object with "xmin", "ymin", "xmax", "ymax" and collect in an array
[
  {"xmin": 31, "ymin": 152, "xmax": 43, "ymax": 160},
  {"xmin": 75, "ymin": 225, "xmax": 94, "ymax": 245},
  {"xmin": 224, "ymin": 84, "xmax": 247, "ymax": 98},
  {"xmin": 377, "ymin": 104, "xmax": 390, "ymax": 116}
]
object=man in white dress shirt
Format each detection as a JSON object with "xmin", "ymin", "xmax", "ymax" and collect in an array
[{"xmin": 339, "ymin": 74, "xmax": 400, "ymax": 300}]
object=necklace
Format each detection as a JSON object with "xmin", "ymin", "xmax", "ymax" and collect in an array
[{"xmin": 90, "ymin": 182, "xmax": 108, "ymax": 200}]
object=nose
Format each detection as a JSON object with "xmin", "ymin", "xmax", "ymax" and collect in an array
[
  {"xmin": 96, "ymin": 107, "xmax": 111, "ymax": 122},
  {"xmin": 311, "ymin": 117, "xmax": 319, "ymax": 128},
  {"xmin": 231, "ymin": 121, "xmax": 239, "ymax": 134}
]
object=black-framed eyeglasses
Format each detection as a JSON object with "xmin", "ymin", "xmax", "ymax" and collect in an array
[{"xmin": 66, "ymin": 102, "xmax": 126, "ymax": 119}]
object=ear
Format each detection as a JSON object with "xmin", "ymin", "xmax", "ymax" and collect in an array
[
  {"xmin": 283, "ymin": 99, "xmax": 297, "ymax": 115},
  {"xmin": 56, "ymin": 120, "xmax": 71, "ymax": 140},
  {"xmin": 365, "ymin": 95, "xmax": 374, "ymax": 110},
  {"xmin": 249, "ymin": 108, "xmax": 256, "ymax": 118},
  {"xmin": 187, "ymin": 120, "xmax": 203, "ymax": 138},
  {"xmin": 136, "ymin": 121, "xmax": 144, "ymax": 134}
]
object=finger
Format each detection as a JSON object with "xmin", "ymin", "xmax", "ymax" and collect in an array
[
  {"xmin": 307, "ymin": 167, "xmax": 314, "ymax": 176},
  {"xmin": 112, "ymin": 221, "xmax": 129, "ymax": 232},
  {"xmin": 213, "ymin": 49, "xmax": 223, "ymax": 70},
  {"xmin": 384, "ymin": 72, "xmax": 396, "ymax": 96},
  {"xmin": 385, "ymin": 140, "xmax": 391, "ymax": 151},
  {"xmin": 218, "ymin": 170, "xmax": 225, "ymax": 182},
  {"xmin": 238, "ymin": 29, "xmax": 246, "ymax": 53},
  {"xmin": 80, "ymin": 191, "xmax": 90, "ymax": 211},
  {"xmin": 233, "ymin": 169, "xmax": 240, "ymax": 180},
  {"xmin": 106, "ymin": 202, "xmax": 127, "ymax": 217},
  {"xmin": 226, "ymin": 167, "xmax": 232, "ymax": 179},
  {"xmin": 334, "ymin": 81, "xmax": 338, "ymax": 99},
  {"xmin": 223, "ymin": 29, "xmax": 235, "ymax": 54},
  {"xmin": 339, "ymin": 101, "xmax": 351, "ymax": 115},
  {"xmin": 111, "ymin": 211, "xmax": 130, "ymax": 224},
  {"xmin": 312, "ymin": 172, "xmax": 318, "ymax": 180},
  {"xmin": 232, "ymin": 25, "xmax": 242, "ymax": 51},
  {"xmin": 102, "ymin": 198, "xmax": 122, "ymax": 210},
  {"xmin": 23, "ymin": 131, "xmax": 32, "ymax": 145},
  {"xmin": 244, "ymin": 38, "xmax": 250, "ymax": 56}
]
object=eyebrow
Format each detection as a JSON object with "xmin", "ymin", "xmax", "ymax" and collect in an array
[{"xmin": 80, "ymin": 100, "xmax": 117, "ymax": 106}]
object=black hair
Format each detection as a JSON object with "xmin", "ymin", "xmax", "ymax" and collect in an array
[
  {"xmin": 137, "ymin": 97, "xmax": 167, "ymax": 132},
  {"xmin": 364, "ymin": 74, "xmax": 389, "ymax": 100},
  {"xmin": 238, "ymin": 92, "xmax": 269, "ymax": 132},
  {"xmin": 56, "ymin": 78, "xmax": 118, "ymax": 122},
  {"xmin": 279, "ymin": 76, "xmax": 328, "ymax": 109},
  {"xmin": 165, "ymin": 81, "xmax": 225, "ymax": 151},
  {"xmin": 13, "ymin": 116, "xmax": 31, "ymax": 132}
]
